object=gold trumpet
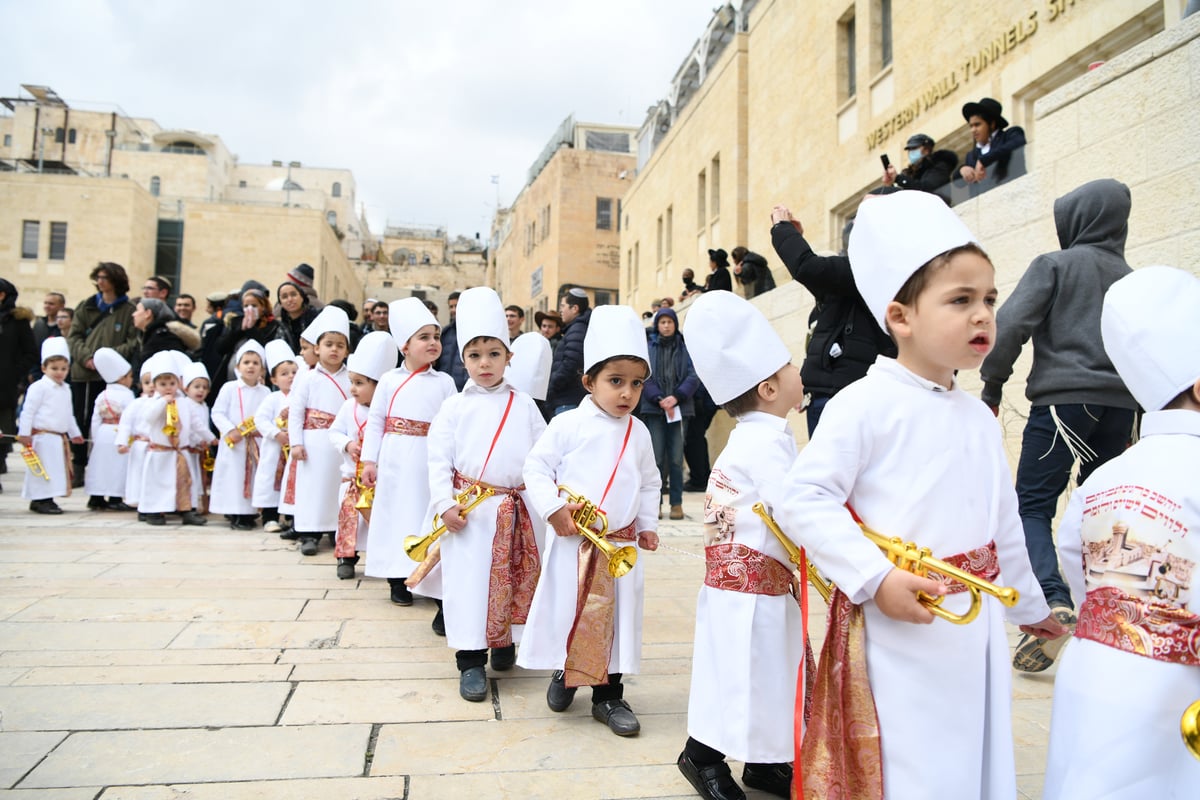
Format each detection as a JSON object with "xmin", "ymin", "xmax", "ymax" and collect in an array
[
  {"xmin": 224, "ymin": 418, "xmax": 257, "ymax": 449},
  {"xmin": 163, "ymin": 400, "xmax": 180, "ymax": 437},
  {"xmin": 557, "ymin": 485, "xmax": 638, "ymax": 578},
  {"xmin": 202, "ymin": 451, "xmax": 215, "ymax": 473},
  {"xmin": 21, "ymin": 446, "xmax": 50, "ymax": 481},
  {"xmin": 353, "ymin": 462, "xmax": 374, "ymax": 511},
  {"xmin": 276, "ymin": 415, "xmax": 290, "ymax": 460},
  {"xmin": 859, "ymin": 524, "xmax": 1019, "ymax": 625},
  {"xmin": 404, "ymin": 484, "xmax": 496, "ymax": 562},
  {"xmin": 1184, "ymin": 699, "xmax": 1200, "ymax": 761},
  {"xmin": 751, "ymin": 503, "xmax": 833, "ymax": 604}
]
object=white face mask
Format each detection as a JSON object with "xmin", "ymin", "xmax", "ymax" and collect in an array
[{"xmin": 907, "ymin": 149, "xmax": 922, "ymax": 165}]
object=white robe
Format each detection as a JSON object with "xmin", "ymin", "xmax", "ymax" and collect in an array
[
  {"xmin": 1043, "ymin": 409, "xmax": 1200, "ymax": 800},
  {"xmin": 770, "ymin": 358, "xmax": 1050, "ymax": 800},
  {"xmin": 251, "ymin": 391, "xmax": 290, "ymax": 509},
  {"xmin": 182, "ymin": 397, "xmax": 213, "ymax": 509},
  {"xmin": 18, "ymin": 377, "xmax": 82, "ymax": 500},
  {"xmin": 688, "ymin": 411, "xmax": 805, "ymax": 764},
  {"xmin": 287, "ymin": 364, "xmax": 350, "ymax": 532},
  {"xmin": 84, "ymin": 384, "xmax": 134, "ymax": 498},
  {"xmin": 329, "ymin": 397, "xmax": 371, "ymax": 553},
  {"xmin": 116, "ymin": 396, "xmax": 151, "ymax": 505},
  {"xmin": 137, "ymin": 393, "xmax": 205, "ymax": 514},
  {"xmin": 276, "ymin": 371, "xmax": 306, "ymax": 517},
  {"xmin": 209, "ymin": 379, "xmax": 271, "ymax": 515},
  {"xmin": 362, "ymin": 364, "xmax": 457, "ymax": 582},
  {"xmin": 517, "ymin": 396, "xmax": 660, "ymax": 675},
  {"xmin": 426, "ymin": 381, "xmax": 547, "ymax": 650}
]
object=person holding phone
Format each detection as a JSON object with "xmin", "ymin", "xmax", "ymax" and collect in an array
[{"xmin": 881, "ymin": 134, "xmax": 958, "ymax": 198}]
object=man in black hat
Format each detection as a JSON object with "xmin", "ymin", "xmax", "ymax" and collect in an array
[
  {"xmin": 959, "ymin": 97, "xmax": 1026, "ymax": 184},
  {"xmin": 702, "ymin": 249, "xmax": 732, "ymax": 293},
  {"xmin": 883, "ymin": 133, "xmax": 958, "ymax": 197}
]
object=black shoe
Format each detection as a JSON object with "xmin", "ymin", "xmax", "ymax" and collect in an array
[
  {"xmin": 490, "ymin": 644, "xmax": 516, "ymax": 672},
  {"xmin": 547, "ymin": 670, "xmax": 577, "ymax": 712},
  {"xmin": 741, "ymin": 763, "xmax": 792, "ymax": 799},
  {"xmin": 431, "ymin": 607, "xmax": 446, "ymax": 636},
  {"xmin": 30, "ymin": 499, "xmax": 64, "ymax": 515},
  {"xmin": 592, "ymin": 698, "xmax": 640, "ymax": 736},
  {"xmin": 107, "ymin": 500, "xmax": 135, "ymax": 512},
  {"xmin": 389, "ymin": 580, "xmax": 413, "ymax": 606},
  {"xmin": 230, "ymin": 516, "xmax": 255, "ymax": 530},
  {"xmin": 144, "ymin": 513, "xmax": 166, "ymax": 526},
  {"xmin": 336, "ymin": 558, "xmax": 357, "ymax": 580},
  {"xmin": 137, "ymin": 512, "xmax": 147, "ymax": 522},
  {"xmin": 87, "ymin": 496, "xmax": 106, "ymax": 511},
  {"xmin": 677, "ymin": 752, "xmax": 746, "ymax": 800},
  {"xmin": 299, "ymin": 537, "xmax": 319, "ymax": 556},
  {"xmin": 459, "ymin": 666, "xmax": 488, "ymax": 702},
  {"xmin": 327, "ymin": 531, "xmax": 336, "ymax": 546},
  {"xmin": 278, "ymin": 527, "xmax": 299, "ymax": 540},
  {"xmin": 181, "ymin": 511, "xmax": 208, "ymax": 526},
  {"xmin": 71, "ymin": 472, "xmax": 85, "ymax": 489}
]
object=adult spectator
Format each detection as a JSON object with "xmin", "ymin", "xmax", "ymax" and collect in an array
[
  {"xmin": 32, "ymin": 291, "xmax": 66, "ymax": 350},
  {"xmin": 959, "ymin": 97, "xmax": 1026, "ymax": 185},
  {"xmin": 55, "ymin": 308, "xmax": 74, "ymax": 339},
  {"xmin": 650, "ymin": 299, "xmax": 662, "ymax": 315},
  {"xmin": 640, "ymin": 307, "xmax": 699, "ymax": 520},
  {"xmin": 174, "ymin": 294, "xmax": 197, "ymax": 327},
  {"xmin": 361, "ymin": 298, "xmax": 378, "ymax": 333},
  {"xmin": 370, "ymin": 301, "xmax": 390, "ymax": 333},
  {"xmin": 141, "ymin": 276, "xmax": 171, "ymax": 301},
  {"xmin": 535, "ymin": 310, "xmax": 563, "ymax": 355},
  {"xmin": 0, "ymin": 278, "xmax": 38, "ymax": 481},
  {"xmin": 769, "ymin": 205, "xmax": 896, "ymax": 436},
  {"xmin": 327, "ymin": 299, "xmax": 364, "ymax": 351},
  {"xmin": 435, "ymin": 291, "xmax": 468, "ymax": 390},
  {"xmin": 199, "ymin": 291, "xmax": 230, "ymax": 378},
  {"xmin": 423, "ymin": 299, "xmax": 439, "ymax": 319},
  {"xmin": 274, "ymin": 280, "xmax": 320, "ymax": 355},
  {"xmin": 68, "ymin": 263, "xmax": 140, "ymax": 480},
  {"xmin": 133, "ymin": 298, "xmax": 199, "ymax": 372},
  {"xmin": 505, "ymin": 304, "xmax": 525, "ymax": 342},
  {"xmin": 545, "ymin": 288, "xmax": 591, "ymax": 416},
  {"xmin": 660, "ymin": 297, "xmax": 675, "ymax": 308},
  {"xmin": 730, "ymin": 246, "xmax": 777, "ymax": 299},
  {"xmin": 682, "ymin": 381, "xmax": 716, "ymax": 491},
  {"xmin": 680, "ymin": 268, "xmax": 703, "ymax": 300},
  {"xmin": 980, "ymin": 178, "xmax": 1138, "ymax": 674},
  {"xmin": 883, "ymin": 133, "xmax": 958, "ymax": 197},
  {"xmin": 702, "ymin": 249, "xmax": 732, "ymax": 292},
  {"xmin": 286, "ymin": 262, "xmax": 320, "ymax": 306},
  {"xmin": 214, "ymin": 288, "xmax": 279, "ymax": 393}
]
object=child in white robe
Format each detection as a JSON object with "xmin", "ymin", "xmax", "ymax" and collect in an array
[
  {"xmin": 676, "ymin": 291, "xmax": 808, "ymax": 800},
  {"xmin": 330, "ymin": 331, "xmax": 396, "ymax": 580},
  {"xmin": 286, "ymin": 306, "xmax": 352, "ymax": 556},
  {"xmin": 772, "ymin": 191, "xmax": 1064, "ymax": 800},
  {"xmin": 519, "ymin": 305, "xmax": 660, "ymax": 737},
  {"xmin": 117, "ymin": 368, "xmax": 154, "ymax": 515},
  {"xmin": 253, "ymin": 341, "xmax": 299, "ymax": 534},
  {"xmin": 361, "ymin": 298, "xmax": 456, "ymax": 608},
  {"xmin": 209, "ymin": 341, "xmax": 271, "ymax": 529},
  {"xmin": 19, "ymin": 338, "xmax": 84, "ymax": 514},
  {"xmin": 181, "ymin": 363, "xmax": 215, "ymax": 514},
  {"xmin": 84, "ymin": 348, "xmax": 135, "ymax": 511},
  {"xmin": 424, "ymin": 288, "xmax": 547, "ymax": 703},
  {"xmin": 1042, "ymin": 266, "xmax": 1200, "ymax": 800},
  {"xmin": 137, "ymin": 352, "xmax": 207, "ymax": 527}
]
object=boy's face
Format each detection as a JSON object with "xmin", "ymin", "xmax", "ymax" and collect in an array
[
  {"xmin": 42, "ymin": 358, "xmax": 69, "ymax": 384},
  {"xmin": 403, "ymin": 325, "xmax": 442, "ymax": 368},
  {"xmin": 272, "ymin": 361, "xmax": 298, "ymax": 393},
  {"xmin": 772, "ymin": 362, "xmax": 806, "ymax": 413},
  {"xmin": 140, "ymin": 373, "xmax": 154, "ymax": 394},
  {"xmin": 462, "ymin": 337, "xmax": 510, "ymax": 389},
  {"xmin": 582, "ymin": 359, "xmax": 647, "ymax": 418},
  {"xmin": 316, "ymin": 334, "xmax": 349, "ymax": 370},
  {"xmin": 237, "ymin": 353, "xmax": 263, "ymax": 384},
  {"xmin": 299, "ymin": 339, "xmax": 318, "ymax": 367},
  {"xmin": 888, "ymin": 251, "xmax": 997, "ymax": 388},
  {"xmin": 154, "ymin": 374, "xmax": 179, "ymax": 397},
  {"xmin": 186, "ymin": 378, "xmax": 210, "ymax": 403},
  {"xmin": 349, "ymin": 372, "xmax": 377, "ymax": 406}
]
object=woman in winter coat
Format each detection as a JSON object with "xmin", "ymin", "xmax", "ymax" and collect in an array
[
  {"xmin": 0, "ymin": 278, "xmax": 39, "ymax": 480},
  {"xmin": 214, "ymin": 288, "xmax": 281, "ymax": 395},
  {"xmin": 638, "ymin": 307, "xmax": 700, "ymax": 520},
  {"xmin": 274, "ymin": 280, "xmax": 320, "ymax": 354},
  {"xmin": 133, "ymin": 298, "xmax": 200, "ymax": 374}
]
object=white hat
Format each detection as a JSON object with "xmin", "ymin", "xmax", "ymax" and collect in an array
[
  {"xmin": 848, "ymin": 190, "xmax": 977, "ymax": 331},
  {"xmin": 683, "ymin": 291, "xmax": 792, "ymax": 405},
  {"xmin": 347, "ymin": 330, "xmax": 399, "ymax": 382},
  {"xmin": 389, "ymin": 297, "xmax": 439, "ymax": 350},
  {"xmin": 508, "ymin": 332, "xmax": 552, "ymax": 400},
  {"xmin": 169, "ymin": 350, "xmax": 192, "ymax": 381},
  {"xmin": 583, "ymin": 305, "xmax": 651, "ymax": 375},
  {"xmin": 454, "ymin": 287, "xmax": 509, "ymax": 359},
  {"xmin": 264, "ymin": 339, "xmax": 296, "ymax": 373},
  {"xmin": 233, "ymin": 340, "xmax": 267, "ymax": 369},
  {"xmin": 93, "ymin": 347, "xmax": 131, "ymax": 384},
  {"xmin": 304, "ymin": 306, "xmax": 350, "ymax": 344},
  {"xmin": 41, "ymin": 337, "xmax": 70, "ymax": 365},
  {"xmin": 1102, "ymin": 266, "xmax": 1200, "ymax": 412},
  {"xmin": 144, "ymin": 352, "xmax": 176, "ymax": 381},
  {"xmin": 183, "ymin": 361, "xmax": 210, "ymax": 388}
]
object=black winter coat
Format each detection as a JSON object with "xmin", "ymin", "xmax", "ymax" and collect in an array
[
  {"xmin": 0, "ymin": 306, "xmax": 37, "ymax": 408},
  {"xmin": 703, "ymin": 266, "xmax": 732, "ymax": 293},
  {"xmin": 734, "ymin": 251, "xmax": 777, "ymax": 295},
  {"xmin": 895, "ymin": 149, "xmax": 958, "ymax": 196},
  {"xmin": 546, "ymin": 308, "xmax": 591, "ymax": 410},
  {"xmin": 771, "ymin": 222, "xmax": 895, "ymax": 397}
]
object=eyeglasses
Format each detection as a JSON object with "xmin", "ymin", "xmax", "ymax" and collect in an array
[{"xmin": 142, "ymin": 285, "xmax": 160, "ymax": 292}]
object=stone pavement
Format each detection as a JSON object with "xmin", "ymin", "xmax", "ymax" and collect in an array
[{"xmin": 0, "ymin": 454, "xmax": 1057, "ymax": 799}]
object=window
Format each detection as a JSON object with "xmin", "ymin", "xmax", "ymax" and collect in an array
[
  {"xmin": 596, "ymin": 197, "xmax": 613, "ymax": 230},
  {"xmin": 21, "ymin": 220, "xmax": 39, "ymax": 259},
  {"xmin": 68, "ymin": 128, "xmax": 77, "ymax": 144},
  {"xmin": 840, "ymin": 9, "xmax": 857, "ymax": 100},
  {"xmin": 238, "ymin": 180, "xmax": 247, "ymax": 188},
  {"xmin": 54, "ymin": 127, "xmax": 65, "ymax": 143},
  {"xmin": 49, "ymin": 222, "xmax": 68, "ymax": 260},
  {"xmin": 150, "ymin": 176, "xmax": 161, "ymax": 196},
  {"xmin": 697, "ymin": 169, "xmax": 707, "ymax": 228},
  {"xmin": 710, "ymin": 157, "xmax": 720, "ymax": 218},
  {"xmin": 154, "ymin": 220, "xmax": 184, "ymax": 294},
  {"xmin": 594, "ymin": 290, "xmax": 613, "ymax": 306},
  {"xmin": 332, "ymin": 182, "xmax": 342, "ymax": 198},
  {"xmin": 382, "ymin": 280, "xmax": 394, "ymax": 288},
  {"xmin": 665, "ymin": 206, "xmax": 673, "ymax": 259},
  {"xmin": 656, "ymin": 215, "xmax": 664, "ymax": 264},
  {"xmin": 326, "ymin": 211, "xmax": 337, "ymax": 226},
  {"xmin": 616, "ymin": 199, "xmax": 622, "ymax": 233},
  {"xmin": 879, "ymin": 0, "xmax": 893, "ymax": 69},
  {"xmin": 3, "ymin": 134, "xmax": 10, "ymax": 147}
]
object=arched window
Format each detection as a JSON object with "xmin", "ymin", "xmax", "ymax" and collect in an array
[
  {"xmin": 326, "ymin": 211, "xmax": 337, "ymax": 226},
  {"xmin": 332, "ymin": 182, "xmax": 342, "ymax": 198},
  {"xmin": 150, "ymin": 176, "xmax": 161, "ymax": 196}
]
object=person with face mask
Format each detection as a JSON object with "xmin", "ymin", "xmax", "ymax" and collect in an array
[{"xmin": 882, "ymin": 133, "xmax": 958, "ymax": 200}]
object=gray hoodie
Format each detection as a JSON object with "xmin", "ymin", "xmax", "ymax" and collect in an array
[{"xmin": 981, "ymin": 179, "xmax": 1138, "ymax": 410}]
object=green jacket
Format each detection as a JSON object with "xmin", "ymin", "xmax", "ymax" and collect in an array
[{"xmin": 68, "ymin": 294, "xmax": 139, "ymax": 383}]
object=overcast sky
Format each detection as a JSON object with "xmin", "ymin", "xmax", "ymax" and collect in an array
[{"xmin": 1, "ymin": 0, "xmax": 720, "ymax": 240}]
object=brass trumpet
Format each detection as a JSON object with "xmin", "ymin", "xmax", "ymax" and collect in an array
[
  {"xmin": 751, "ymin": 503, "xmax": 833, "ymax": 604},
  {"xmin": 202, "ymin": 451, "xmax": 215, "ymax": 472},
  {"xmin": 224, "ymin": 418, "xmax": 257, "ymax": 449},
  {"xmin": 1184, "ymin": 699, "xmax": 1200, "ymax": 762},
  {"xmin": 353, "ymin": 462, "xmax": 374, "ymax": 511},
  {"xmin": 557, "ymin": 485, "xmax": 638, "ymax": 578},
  {"xmin": 21, "ymin": 446, "xmax": 50, "ymax": 481},
  {"xmin": 163, "ymin": 400, "xmax": 180, "ymax": 437},
  {"xmin": 404, "ymin": 484, "xmax": 496, "ymax": 562}
]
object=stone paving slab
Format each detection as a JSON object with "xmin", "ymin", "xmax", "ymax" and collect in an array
[
  {"xmin": 288, "ymin": 659, "xmax": 460, "ymax": 682},
  {"xmin": 8, "ymin": 598, "xmax": 306, "ymax": 623},
  {"xmin": 166, "ymin": 620, "xmax": 342, "ymax": 650},
  {"xmin": 0, "ymin": 789, "xmax": 101, "ymax": 800},
  {"xmin": 0, "ymin": 649, "xmax": 282, "ymax": 668},
  {"xmin": 0, "ymin": 732, "xmax": 67, "ymax": 789},
  {"xmin": 0, "ymin": 621, "xmax": 185, "ymax": 651},
  {"xmin": 280, "ymin": 678, "xmax": 496, "ymax": 725},
  {"xmin": 19, "ymin": 725, "xmax": 371, "ymax": 788},
  {"xmin": 11, "ymin": 663, "xmax": 293, "ymax": 686},
  {"xmin": 99, "ymin": 776, "xmax": 411, "ymax": 800}
]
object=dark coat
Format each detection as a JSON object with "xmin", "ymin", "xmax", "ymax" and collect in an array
[
  {"xmin": 734, "ymin": 251, "xmax": 777, "ymax": 296},
  {"xmin": 68, "ymin": 295, "xmax": 139, "ymax": 383},
  {"xmin": 703, "ymin": 265, "xmax": 732, "ymax": 293},
  {"xmin": 435, "ymin": 322, "xmax": 469, "ymax": 391},
  {"xmin": 964, "ymin": 126, "xmax": 1026, "ymax": 172},
  {"xmin": 895, "ymin": 149, "xmax": 958, "ymax": 195},
  {"xmin": 139, "ymin": 319, "xmax": 202, "ymax": 373},
  {"xmin": 276, "ymin": 307, "xmax": 320, "ymax": 354},
  {"xmin": 640, "ymin": 333, "xmax": 700, "ymax": 417},
  {"xmin": 546, "ymin": 308, "xmax": 592, "ymax": 410},
  {"xmin": 771, "ymin": 222, "xmax": 896, "ymax": 397},
  {"xmin": 213, "ymin": 316, "xmax": 281, "ymax": 394},
  {"xmin": 0, "ymin": 306, "xmax": 37, "ymax": 408}
]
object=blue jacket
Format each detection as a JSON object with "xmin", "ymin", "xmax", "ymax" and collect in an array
[{"xmin": 640, "ymin": 332, "xmax": 700, "ymax": 417}]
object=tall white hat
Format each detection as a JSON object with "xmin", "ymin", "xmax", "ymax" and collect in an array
[
  {"xmin": 264, "ymin": 339, "xmax": 296, "ymax": 373},
  {"xmin": 347, "ymin": 330, "xmax": 399, "ymax": 382},
  {"xmin": 508, "ymin": 332, "xmax": 552, "ymax": 400},
  {"xmin": 1102, "ymin": 265, "xmax": 1200, "ymax": 412},
  {"xmin": 848, "ymin": 190, "xmax": 977, "ymax": 332},
  {"xmin": 454, "ymin": 287, "xmax": 509, "ymax": 358},
  {"xmin": 683, "ymin": 291, "xmax": 792, "ymax": 405},
  {"xmin": 182, "ymin": 361, "xmax": 210, "ymax": 388},
  {"xmin": 144, "ymin": 352, "xmax": 176, "ymax": 380},
  {"xmin": 304, "ymin": 305, "xmax": 350, "ymax": 343},
  {"xmin": 169, "ymin": 350, "xmax": 192, "ymax": 381},
  {"xmin": 389, "ymin": 297, "xmax": 439, "ymax": 350},
  {"xmin": 233, "ymin": 340, "xmax": 267, "ymax": 369},
  {"xmin": 93, "ymin": 347, "xmax": 131, "ymax": 384},
  {"xmin": 583, "ymin": 305, "xmax": 651, "ymax": 375},
  {"xmin": 40, "ymin": 337, "xmax": 70, "ymax": 365}
]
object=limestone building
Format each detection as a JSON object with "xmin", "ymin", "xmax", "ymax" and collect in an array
[
  {"xmin": 491, "ymin": 116, "xmax": 637, "ymax": 325},
  {"xmin": 1, "ymin": 84, "xmax": 369, "ymax": 308}
]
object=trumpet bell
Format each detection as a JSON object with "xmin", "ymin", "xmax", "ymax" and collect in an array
[
  {"xmin": 602, "ymin": 543, "xmax": 637, "ymax": 578},
  {"xmin": 1184, "ymin": 698, "xmax": 1200, "ymax": 762},
  {"xmin": 355, "ymin": 486, "xmax": 375, "ymax": 511}
]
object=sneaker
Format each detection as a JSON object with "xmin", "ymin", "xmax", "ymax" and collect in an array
[
  {"xmin": 546, "ymin": 670, "xmax": 577, "ymax": 712},
  {"xmin": 299, "ymin": 537, "xmax": 319, "ymax": 556},
  {"xmin": 677, "ymin": 752, "xmax": 746, "ymax": 800},
  {"xmin": 490, "ymin": 644, "xmax": 516, "ymax": 672},
  {"xmin": 741, "ymin": 763, "xmax": 793, "ymax": 799},
  {"xmin": 144, "ymin": 513, "xmax": 167, "ymax": 526},
  {"xmin": 1013, "ymin": 605, "xmax": 1077, "ymax": 673},
  {"xmin": 592, "ymin": 698, "xmax": 640, "ymax": 736},
  {"xmin": 459, "ymin": 666, "xmax": 488, "ymax": 702},
  {"xmin": 389, "ymin": 580, "xmax": 413, "ymax": 606},
  {"xmin": 670, "ymin": 505, "xmax": 685, "ymax": 520},
  {"xmin": 336, "ymin": 558, "xmax": 356, "ymax": 580},
  {"xmin": 264, "ymin": 520, "xmax": 283, "ymax": 533}
]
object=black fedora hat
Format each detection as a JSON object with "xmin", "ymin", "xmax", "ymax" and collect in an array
[
  {"xmin": 707, "ymin": 248, "xmax": 729, "ymax": 267},
  {"xmin": 962, "ymin": 98, "xmax": 1008, "ymax": 129}
]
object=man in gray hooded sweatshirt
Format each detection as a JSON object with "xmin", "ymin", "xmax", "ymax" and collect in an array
[{"xmin": 981, "ymin": 178, "xmax": 1139, "ymax": 673}]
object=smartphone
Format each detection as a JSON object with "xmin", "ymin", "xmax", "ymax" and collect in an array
[{"xmin": 880, "ymin": 153, "xmax": 891, "ymax": 169}]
